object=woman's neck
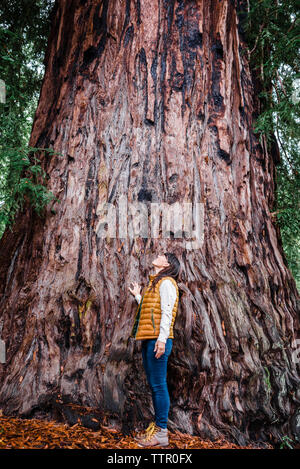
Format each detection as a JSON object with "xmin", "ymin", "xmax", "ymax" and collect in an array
[{"xmin": 153, "ymin": 266, "xmax": 164, "ymax": 275}]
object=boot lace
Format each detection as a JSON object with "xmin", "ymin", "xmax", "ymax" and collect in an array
[
  {"xmin": 136, "ymin": 421, "xmax": 155, "ymax": 438},
  {"xmin": 142, "ymin": 423, "xmax": 161, "ymax": 441}
]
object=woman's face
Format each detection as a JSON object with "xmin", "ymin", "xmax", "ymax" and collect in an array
[{"xmin": 152, "ymin": 254, "xmax": 169, "ymax": 268}]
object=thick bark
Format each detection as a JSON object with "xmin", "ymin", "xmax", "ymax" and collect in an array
[{"xmin": 0, "ymin": 0, "xmax": 299, "ymax": 446}]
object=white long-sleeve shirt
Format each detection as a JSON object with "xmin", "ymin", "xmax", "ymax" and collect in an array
[{"xmin": 135, "ymin": 279, "xmax": 177, "ymax": 343}]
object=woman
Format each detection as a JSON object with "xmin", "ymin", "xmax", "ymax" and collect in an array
[{"xmin": 128, "ymin": 252, "xmax": 181, "ymax": 447}]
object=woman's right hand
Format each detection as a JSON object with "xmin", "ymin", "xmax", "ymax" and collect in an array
[{"xmin": 128, "ymin": 281, "xmax": 141, "ymax": 297}]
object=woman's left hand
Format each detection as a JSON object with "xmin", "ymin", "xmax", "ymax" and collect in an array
[{"xmin": 154, "ymin": 340, "xmax": 165, "ymax": 358}]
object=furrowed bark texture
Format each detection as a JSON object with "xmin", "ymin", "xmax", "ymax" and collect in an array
[{"xmin": 0, "ymin": 0, "xmax": 299, "ymax": 446}]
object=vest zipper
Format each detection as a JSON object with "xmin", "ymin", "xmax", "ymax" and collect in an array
[
  {"xmin": 151, "ymin": 308, "xmax": 156, "ymax": 333},
  {"xmin": 131, "ymin": 294, "xmax": 145, "ymax": 338}
]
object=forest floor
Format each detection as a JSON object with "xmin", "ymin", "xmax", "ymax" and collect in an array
[{"xmin": 0, "ymin": 413, "xmax": 273, "ymax": 450}]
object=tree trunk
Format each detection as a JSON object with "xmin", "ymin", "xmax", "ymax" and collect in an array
[{"xmin": 0, "ymin": 0, "xmax": 299, "ymax": 446}]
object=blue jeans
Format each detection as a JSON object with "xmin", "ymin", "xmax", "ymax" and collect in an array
[{"xmin": 141, "ymin": 338, "xmax": 173, "ymax": 429}]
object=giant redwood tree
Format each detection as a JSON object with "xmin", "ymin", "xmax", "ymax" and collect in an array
[{"xmin": 0, "ymin": 0, "xmax": 299, "ymax": 446}]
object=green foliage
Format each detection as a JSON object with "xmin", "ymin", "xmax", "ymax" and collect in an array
[
  {"xmin": 0, "ymin": 146, "xmax": 62, "ymax": 237},
  {"xmin": 263, "ymin": 366, "xmax": 272, "ymax": 393},
  {"xmin": 239, "ymin": 0, "xmax": 300, "ymax": 290},
  {"xmin": 280, "ymin": 435, "xmax": 294, "ymax": 449},
  {"xmin": 0, "ymin": 1, "xmax": 55, "ymax": 237}
]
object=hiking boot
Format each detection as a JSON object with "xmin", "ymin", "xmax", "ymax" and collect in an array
[
  {"xmin": 137, "ymin": 424, "xmax": 169, "ymax": 447},
  {"xmin": 134, "ymin": 421, "xmax": 156, "ymax": 441}
]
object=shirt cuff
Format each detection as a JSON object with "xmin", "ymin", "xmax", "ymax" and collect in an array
[
  {"xmin": 157, "ymin": 334, "xmax": 167, "ymax": 344},
  {"xmin": 135, "ymin": 293, "xmax": 142, "ymax": 303}
]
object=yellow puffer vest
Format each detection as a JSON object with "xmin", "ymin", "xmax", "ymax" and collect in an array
[{"xmin": 130, "ymin": 274, "xmax": 179, "ymax": 341}]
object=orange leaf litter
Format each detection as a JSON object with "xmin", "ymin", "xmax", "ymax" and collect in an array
[{"xmin": 0, "ymin": 414, "xmax": 273, "ymax": 449}]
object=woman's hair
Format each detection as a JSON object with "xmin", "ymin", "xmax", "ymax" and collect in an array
[{"xmin": 149, "ymin": 252, "xmax": 181, "ymax": 292}]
